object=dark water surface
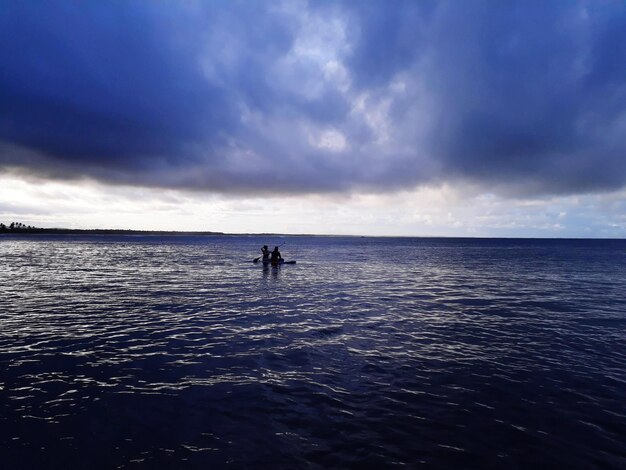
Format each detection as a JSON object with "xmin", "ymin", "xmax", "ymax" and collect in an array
[{"xmin": 1, "ymin": 235, "xmax": 625, "ymax": 468}]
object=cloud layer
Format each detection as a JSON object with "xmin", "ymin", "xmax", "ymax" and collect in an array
[{"xmin": 2, "ymin": 0, "xmax": 626, "ymax": 196}]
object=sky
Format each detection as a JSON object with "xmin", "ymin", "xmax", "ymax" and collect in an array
[{"xmin": 1, "ymin": 0, "xmax": 626, "ymax": 237}]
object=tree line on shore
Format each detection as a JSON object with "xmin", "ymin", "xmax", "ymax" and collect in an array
[
  {"xmin": 0, "ymin": 222, "xmax": 225, "ymax": 236},
  {"xmin": 0, "ymin": 222, "xmax": 41, "ymax": 232}
]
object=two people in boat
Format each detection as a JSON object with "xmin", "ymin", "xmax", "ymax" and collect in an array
[{"xmin": 260, "ymin": 245, "xmax": 282, "ymax": 266}]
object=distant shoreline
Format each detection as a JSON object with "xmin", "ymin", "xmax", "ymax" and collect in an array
[
  {"xmin": 0, "ymin": 227, "xmax": 331, "ymax": 237},
  {"xmin": 0, "ymin": 228, "xmax": 624, "ymax": 240},
  {"xmin": 0, "ymin": 228, "xmax": 224, "ymax": 236}
]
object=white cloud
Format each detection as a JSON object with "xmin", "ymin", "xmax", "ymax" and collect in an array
[
  {"xmin": 308, "ymin": 128, "xmax": 347, "ymax": 152},
  {"xmin": 2, "ymin": 175, "xmax": 625, "ymax": 237}
]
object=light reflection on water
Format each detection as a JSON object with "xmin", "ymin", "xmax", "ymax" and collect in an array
[{"xmin": 1, "ymin": 235, "xmax": 626, "ymax": 468}]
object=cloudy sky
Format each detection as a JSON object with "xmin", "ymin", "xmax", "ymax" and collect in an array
[{"xmin": 1, "ymin": 0, "xmax": 625, "ymax": 237}]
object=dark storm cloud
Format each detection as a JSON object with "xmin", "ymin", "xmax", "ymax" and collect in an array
[
  {"xmin": 1, "ymin": 1, "xmax": 626, "ymax": 195},
  {"xmin": 419, "ymin": 1, "xmax": 626, "ymax": 194}
]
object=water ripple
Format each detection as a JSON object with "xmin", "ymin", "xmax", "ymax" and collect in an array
[{"xmin": 1, "ymin": 236, "xmax": 626, "ymax": 468}]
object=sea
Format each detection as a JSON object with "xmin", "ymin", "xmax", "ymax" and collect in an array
[{"xmin": 1, "ymin": 235, "xmax": 625, "ymax": 469}]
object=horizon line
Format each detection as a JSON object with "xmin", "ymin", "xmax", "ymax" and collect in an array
[{"xmin": 0, "ymin": 225, "xmax": 624, "ymax": 241}]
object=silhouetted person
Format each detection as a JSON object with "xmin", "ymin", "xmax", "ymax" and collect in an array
[
  {"xmin": 270, "ymin": 246, "xmax": 282, "ymax": 266},
  {"xmin": 261, "ymin": 245, "xmax": 270, "ymax": 262}
]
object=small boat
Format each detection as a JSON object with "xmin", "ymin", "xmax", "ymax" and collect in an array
[{"xmin": 253, "ymin": 259, "xmax": 296, "ymax": 265}]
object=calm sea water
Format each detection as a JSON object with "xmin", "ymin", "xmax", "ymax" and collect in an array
[{"xmin": 1, "ymin": 235, "xmax": 625, "ymax": 468}]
